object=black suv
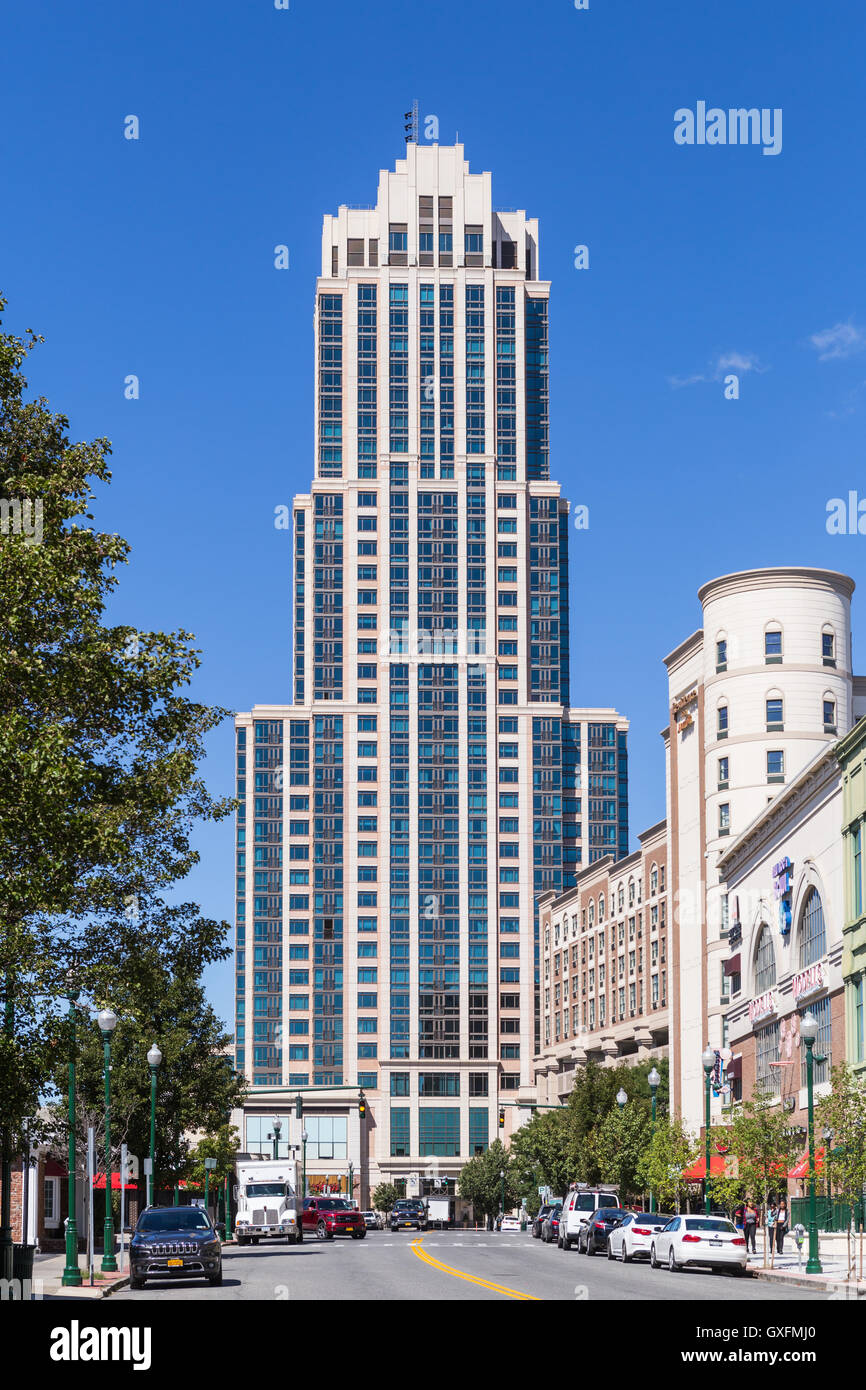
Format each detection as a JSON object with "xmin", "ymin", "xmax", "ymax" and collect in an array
[
  {"xmin": 390, "ymin": 1199, "xmax": 428, "ymax": 1232},
  {"xmin": 130, "ymin": 1206, "xmax": 223, "ymax": 1289}
]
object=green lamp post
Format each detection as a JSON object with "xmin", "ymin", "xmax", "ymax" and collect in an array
[
  {"xmin": 648, "ymin": 1066, "xmax": 661, "ymax": 1213},
  {"xmin": 147, "ymin": 1043, "xmax": 162, "ymax": 1207},
  {"xmin": 97, "ymin": 1008, "xmax": 118, "ymax": 1272},
  {"xmin": 801, "ymin": 1012, "xmax": 824, "ymax": 1274},
  {"xmin": 271, "ymin": 1117, "xmax": 282, "ymax": 1161},
  {"xmin": 204, "ymin": 1156, "xmax": 217, "ymax": 1216},
  {"xmin": 301, "ymin": 1129, "xmax": 309, "ymax": 1199},
  {"xmin": 702, "ymin": 1046, "xmax": 716, "ymax": 1215},
  {"xmin": 62, "ymin": 991, "xmax": 82, "ymax": 1286},
  {"xmin": 500, "ymin": 1168, "xmax": 505, "ymax": 1223}
]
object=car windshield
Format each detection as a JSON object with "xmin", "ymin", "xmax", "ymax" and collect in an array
[
  {"xmin": 137, "ymin": 1209, "xmax": 211, "ymax": 1233},
  {"xmin": 685, "ymin": 1218, "xmax": 737, "ymax": 1233},
  {"xmin": 246, "ymin": 1183, "xmax": 287, "ymax": 1197},
  {"xmin": 597, "ymin": 1209, "xmax": 626, "ymax": 1221},
  {"xmin": 634, "ymin": 1214, "xmax": 670, "ymax": 1225},
  {"xmin": 316, "ymin": 1200, "xmax": 348, "ymax": 1211}
]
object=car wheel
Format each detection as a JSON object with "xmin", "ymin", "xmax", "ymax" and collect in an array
[
  {"xmin": 237, "ymin": 1236, "xmax": 248, "ymax": 1246},
  {"xmin": 317, "ymin": 1221, "xmax": 329, "ymax": 1241},
  {"xmin": 650, "ymin": 1244, "xmax": 658, "ymax": 1269},
  {"xmin": 208, "ymin": 1271, "xmax": 222, "ymax": 1286},
  {"xmin": 607, "ymin": 1240, "xmax": 614, "ymax": 1261},
  {"xmin": 563, "ymin": 1234, "xmax": 571, "ymax": 1251},
  {"xmin": 620, "ymin": 1241, "xmax": 630, "ymax": 1264},
  {"xmin": 251, "ymin": 1237, "xmax": 260, "ymax": 1245},
  {"xmin": 585, "ymin": 1235, "xmax": 594, "ymax": 1256},
  {"xmin": 129, "ymin": 1276, "xmax": 144, "ymax": 1291},
  {"xmin": 668, "ymin": 1247, "xmax": 678, "ymax": 1272}
]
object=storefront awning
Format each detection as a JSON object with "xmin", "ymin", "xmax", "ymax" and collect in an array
[
  {"xmin": 723, "ymin": 953, "xmax": 741, "ymax": 978},
  {"xmin": 725, "ymin": 1054, "xmax": 742, "ymax": 1080},
  {"xmin": 789, "ymin": 1148, "xmax": 825, "ymax": 1180},
  {"xmin": 682, "ymin": 1154, "xmax": 727, "ymax": 1181}
]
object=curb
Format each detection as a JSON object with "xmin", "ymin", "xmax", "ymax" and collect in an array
[{"xmin": 749, "ymin": 1266, "xmax": 866, "ymax": 1293}]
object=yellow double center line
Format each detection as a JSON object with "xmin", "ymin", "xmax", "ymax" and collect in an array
[{"xmin": 410, "ymin": 1237, "xmax": 540, "ymax": 1300}]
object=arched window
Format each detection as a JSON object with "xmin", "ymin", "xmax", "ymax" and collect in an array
[
  {"xmin": 799, "ymin": 888, "xmax": 826, "ymax": 968},
  {"xmin": 754, "ymin": 925, "xmax": 776, "ymax": 992},
  {"xmin": 822, "ymin": 625, "xmax": 836, "ymax": 667},
  {"xmin": 598, "ymin": 894, "xmax": 605, "ymax": 922}
]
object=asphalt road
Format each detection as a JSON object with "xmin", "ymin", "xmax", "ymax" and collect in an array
[{"xmin": 109, "ymin": 1231, "xmax": 829, "ymax": 1303}]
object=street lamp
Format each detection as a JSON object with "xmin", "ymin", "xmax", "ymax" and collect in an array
[
  {"xmin": 61, "ymin": 989, "xmax": 82, "ymax": 1287},
  {"xmin": 616, "ymin": 1087, "xmax": 628, "ymax": 1110},
  {"xmin": 702, "ymin": 1046, "xmax": 716, "ymax": 1215},
  {"xmin": 271, "ymin": 1117, "xmax": 282, "ymax": 1161},
  {"xmin": 97, "ymin": 1008, "xmax": 118, "ymax": 1272},
  {"xmin": 801, "ymin": 1012, "xmax": 823, "ymax": 1274},
  {"xmin": 203, "ymin": 1156, "xmax": 217, "ymax": 1215},
  {"xmin": 146, "ymin": 1044, "xmax": 162, "ymax": 1207},
  {"xmin": 301, "ymin": 1129, "xmax": 309, "ymax": 1199},
  {"xmin": 648, "ymin": 1067, "xmax": 661, "ymax": 1213},
  {"xmin": 500, "ymin": 1168, "xmax": 505, "ymax": 1224}
]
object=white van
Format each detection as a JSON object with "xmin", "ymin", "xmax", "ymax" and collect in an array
[{"xmin": 558, "ymin": 1185, "xmax": 620, "ymax": 1251}]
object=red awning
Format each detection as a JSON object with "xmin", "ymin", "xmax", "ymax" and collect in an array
[
  {"xmin": 789, "ymin": 1148, "xmax": 825, "ymax": 1180},
  {"xmin": 723, "ymin": 953, "xmax": 741, "ymax": 978},
  {"xmin": 44, "ymin": 1158, "xmax": 66, "ymax": 1177},
  {"xmin": 725, "ymin": 1054, "xmax": 743, "ymax": 1080},
  {"xmin": 91, "ymin": 1174, "xmax": 198, "ymax": 1190},
  {"xmin": 682, "ymin": 1154, "xmax": 728, "ymax": 1181}
]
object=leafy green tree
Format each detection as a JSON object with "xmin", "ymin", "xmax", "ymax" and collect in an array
[
  {"xmin": 594, "ymin": 1103, "xmax": 651, "ymax": 1202},
  {"xmin": 636, "ymin": 1114, "xmax": 697, "ymax": 1214},
  {"xmin": 0, "ymin": 298, "xmax": 233, "ymax": 1164},
  {"xmin": 818, "ymin": 1065, "xmax": 866, "ymax": 1279},
  {"xmin": 510, "ymin": 1106, "xmax": 574, "ymax": 1197},
  {"xmin": 457, "ymin": 1140, "xmax": 519, "ymax": 1227},
  {"xmin": 47, "ymin": 903, "xmax": 245, "ymax": 1211},
  {"xmin": 372, "ymin": 1182, "xmax": 399, "ymax": 1216},
  {"xmin": 722, "ymin": 1091, "xmax": 800, "ymax": 1267},
  {"xmin": 185, "ymin": 1125, "xmax": 242, "ymax": 1194}
]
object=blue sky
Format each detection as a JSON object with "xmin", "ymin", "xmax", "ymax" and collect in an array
[{"xmin": 3, "ymin": 0, "xmax": 865, "ymax": 1028}]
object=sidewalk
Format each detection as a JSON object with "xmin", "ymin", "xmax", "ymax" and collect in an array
[
  {"xmin": 30, "ymin": 1251, "xmax": 129, "ymax": 1300},
  {"xmin": 746, "ymin": 1247, "xmax": 866, "ymax": 1296}
]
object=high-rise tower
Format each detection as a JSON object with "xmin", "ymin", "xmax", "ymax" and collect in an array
[{"xmin": 234, "ymin": 144, "xmax": 628, "ymax": 1194}]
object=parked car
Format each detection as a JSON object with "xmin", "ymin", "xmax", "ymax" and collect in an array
[
  {"xmin": 500, "ymin": 1214, "xmax": 521, "ymax": 1233},
  {"xmin": 606, "ymin": 1211, "xmax": 672, "ymax": 1263},
  {"xmin": 129, "ymin": 1206, "xmax": 223, "ymax": 1290},
  {"xmin": 390, "ymin": 1199, "xmax": 428, "ymax": 1232},
  {"xmin": 532, "ymin": 1203, "xmax": 560, "ymax": 1239},
  {"xmin": 650, "ymin": 1215, "xmax": 748, "ymax": 1275},
  {"xmin": 541, "ymin": 1206, "xmax": 562, "ymax": 1244},
  {"xmin": 302, "ymin": 1197, "xmax": 366, "ymax": 1240},
  {"xmin": 361, "ymin": 1210, "xmax": 382, "ymax": 1230},
  {"xmin": 577, "ymin": 1207, "xmax": 629, "ymax": 1255},
  {"xmin": 558, "ymin": 1185, "xmax": 620, "ymax": 1251}
]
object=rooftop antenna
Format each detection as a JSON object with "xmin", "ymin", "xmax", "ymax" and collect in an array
[{"xmin": 404, "ymin": 100, "xmax": 419, "ymax": 145}]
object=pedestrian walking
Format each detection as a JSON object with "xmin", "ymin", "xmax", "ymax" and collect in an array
[
  {"xmin": 733, "ymin": 1202, "xmax": 744, "ymax": 1231},
  {"xmin": 775, "ymin": 1199, "xmax": 788, "ymax": 1255},
  {"xmin": 743, "ymin": 1199, "xmax": 758, "ymax": 1254}
]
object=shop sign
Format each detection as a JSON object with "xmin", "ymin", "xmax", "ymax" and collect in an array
[
  {"xmin": 793, "ymin": 958, "xmax": 827, "ymax": 1003},
  {"xmin": 749, "ymin": 989, "xmax": 777, "ymax": 1025}
]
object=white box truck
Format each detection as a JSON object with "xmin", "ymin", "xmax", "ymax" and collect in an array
[
  {"xmin": 234, "ymin": 1159, "xmax": 302, "ymax": 1244},
  {"xmin": 426, "ymin": 1196, "xmax": 455, "ymax": 1229}
]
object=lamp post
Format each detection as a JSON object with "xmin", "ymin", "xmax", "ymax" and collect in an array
[
  {"xmin": 648, "ymin": 1067, "xmax": 661, "ymax": 1213},
  {"xmin": 62, "ymin": 990, "xmax": 82, "ymax": 1286},
  {"xmin": 146, "ymin": 1044, "xmax": 162, "ymax": 1207},
  {"xmin": 500, "ymin": 1168, "xmax": 505, "ymax": 1224},
  {"xmin": 301, "ymin": 1130, "xmax": 309, "ymax": 1199},
  {"xmin": 801, "ymin": 1012, "xmax": 823, "ymax": 1274},
  {"xmin": 616, "ymin": 1087, "xmax": 628, "ymax": 1111},
  {"xmin": 702, "ymin": 1046, "xmax": 716, "ymax": 1214},
  {"xmin": 271, "ymin": 1117, "xmax": 282, "ymax": 1161},
  {"xmin": 97, "ymin": 1008, "xmax": 118, "ymax": 1272},
  {"xmin": 203, "ymin": 1156, "xmax": 217, "ymax": 1217}
]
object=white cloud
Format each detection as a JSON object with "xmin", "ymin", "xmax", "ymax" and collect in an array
[
  {"xmin": 668, "ymin": 351, "xmax": 765, "ymax": 389},
  {"xmin": 810, "ymin": 321, "xmax": 864, "ymax": 361}
]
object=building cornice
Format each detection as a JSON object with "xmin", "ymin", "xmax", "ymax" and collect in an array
[{"xmin": 698, "ymin": 566, "xmax": 855, "ymax": 606}]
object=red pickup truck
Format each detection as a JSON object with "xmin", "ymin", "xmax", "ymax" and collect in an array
[{"xmin": 302, "ymin": 1198, "xmax": 367, "ymax": 1240}]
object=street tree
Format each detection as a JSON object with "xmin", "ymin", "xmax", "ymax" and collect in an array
[
  {"xmin": 594, "ymin": 1103, "xmax": 651, "ymax": 1202},
  {"xmin": 818, "ymin": 1065, "xmax": 866, "ymax": 1279},
  {"xmin": 636, "ymin": 1114, "xmax": 697, "ymax": 1214},
  {"xmin": 721, "ymin": 1091, "xmax": 800, "ymax": 1267},
  {"xmin": 457, "ymin": 1140, "xmax": 519, "ymax": 1227},
  {"xmin": 372, "ymin": 1183, "xmax": 400, "ymax": 1217}
]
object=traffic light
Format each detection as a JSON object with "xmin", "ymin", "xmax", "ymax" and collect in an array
[
  {"xmin": 295, "ymin": 1094, "xmax": 303, "ymax": 1120},
  {"xmin": 498, "ymin": 1108, "xmax": 505, "ymax": 1129},
  {"xmin": 359, "ymin": 1092, "xmax": 367, "ymax": 1120}
]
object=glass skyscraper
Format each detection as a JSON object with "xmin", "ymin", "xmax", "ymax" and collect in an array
[{"xmin": 234, "ymin": 143, "xmax": 628, "ymax": 1187}]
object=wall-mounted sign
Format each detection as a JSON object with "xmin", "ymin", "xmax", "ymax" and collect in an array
[
  {"xmin": 793, "ymin": 958, "xmax": 827, "ymax": 1003},
  {"xmin": 749, "ymin": 989, "xmax": 777, "ymax": 1025},
  {"xmin": 773, "ymin": 857, "xmax": 793, "ymax": 937}
]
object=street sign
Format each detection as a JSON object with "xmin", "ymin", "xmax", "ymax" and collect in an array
[{"xmin": 143, "ymin": 1158, "xmax": 153, "ymax": 1176}]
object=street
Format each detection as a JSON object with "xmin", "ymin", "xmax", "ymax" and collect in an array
[{"xmin": 109, "ymin": 1231, "xmax": 829, "ymax": 1303}]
